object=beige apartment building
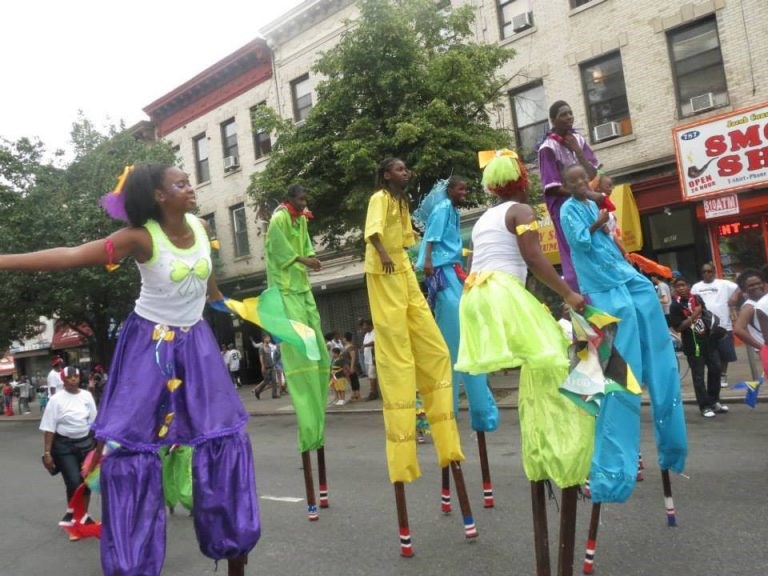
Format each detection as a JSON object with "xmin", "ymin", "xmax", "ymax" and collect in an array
[{"xmin": 142, "ymin": 0, "xmax": 768, "ymax": 350}]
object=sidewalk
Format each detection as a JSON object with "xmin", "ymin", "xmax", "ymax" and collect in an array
[{"xmin": 1, "ymin": 349, "xmax": 761, "ymax": 424}]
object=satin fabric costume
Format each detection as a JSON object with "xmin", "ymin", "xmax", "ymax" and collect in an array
[
  {"xmin": 415, "ymin": 197, "xmax": 498, "ymax": 432},
  {"xmin": 561, "ymin": 196, "xmax": 687, "ymax": 503},
  {"xmin": 91, "ymin": 214, "xmax": 260, "ymax": 576},
  {"xmin": 364, "ymin": 189, "xmax": 464, "ymax": 483},
  {"xmin": 265, "ymin": 205, "xmax": 330, "ymax": 452},
  {"xmin": 455, "ymin": 201, "xmax": 594, "ymax": 488},
  {"xmin": 538, "ymin": 132, "xmax": 598, "ymax": 291}
]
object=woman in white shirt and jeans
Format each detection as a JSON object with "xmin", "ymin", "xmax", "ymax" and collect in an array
[{"xmin": 40, "ymin": 366, "xmax": 98, "ymax": 528}]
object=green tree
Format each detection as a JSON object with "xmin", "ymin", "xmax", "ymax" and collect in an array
[
  {"xmin": 0, "ymin": 118, "xmax": 175, "ymax": 365},
  {"xmin": 249, "ymin": 0, "xmax": 515, "ymax": 246}
]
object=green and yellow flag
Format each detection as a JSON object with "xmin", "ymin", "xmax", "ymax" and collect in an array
[{"xmin": 225, "ymin": 287, "xmax": 321, "ymax": 361}]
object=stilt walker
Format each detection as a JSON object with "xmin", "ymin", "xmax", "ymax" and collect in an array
[
  {"xmin": 264, "ymin": 184, "xmax": 331, "ymax": 521},
  {"xmin": 455, "ymin": 151, "xmax": 595, "ymax": 576},
  {"xmin": 413, "ymin": 176, "xmax": 500, "ymax": 510},
  {"xmin": 365, "ymin": 158, "xmax": 474, "ymax": 556},
  {"xmin": 559, "ymin": 164, "xmax": 688, "ymax": 574}
]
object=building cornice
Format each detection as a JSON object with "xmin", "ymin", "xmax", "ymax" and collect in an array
[
  {"xmin": 260, "ymin": 0, "xmax": 355, "ymax": 46},
  {"xmin": 143, "ymin": 38, "xmax": 272, "ymax": 137}
]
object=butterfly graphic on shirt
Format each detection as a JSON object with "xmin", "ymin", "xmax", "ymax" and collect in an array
[{"xmin": 169, "ymin": 258, "xmax": 210, "ymax": 297}]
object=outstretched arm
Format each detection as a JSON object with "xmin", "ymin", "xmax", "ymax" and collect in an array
[
  {"xmin": 733, "ymin": 305, "xmax": 763, "ymax": 350},
  {"xmin": 0, "ymin": 227, "xmax": 149, "ymax": 272},
  {"xmin": 507, "ymin": 203, "xmax": 585, "ymax": 313}
]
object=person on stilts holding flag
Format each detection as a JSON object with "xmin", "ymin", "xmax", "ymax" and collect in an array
[{"xmin": 264, "ymin": 184, "xmax": 331, "ymax": 521}]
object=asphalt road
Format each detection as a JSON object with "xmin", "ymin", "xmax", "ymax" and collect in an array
[{"xmin": 1, "ymin": 405, "xmax": 766, "ymax": 576}]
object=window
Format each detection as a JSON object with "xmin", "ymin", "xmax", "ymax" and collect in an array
[
  {"xmin": 221, "ymin": 119, "xmax": 239, "ymax": 168},
  {"xmin": 193, "ymin": 134, "xmax": 210, "ymax": 184},
  {"xmin": 171, "ymin": 144, "xmax": 183, "ymax": 168},
  {"xmin": 668, "ymin": 17, "xmax": 728, "ymax": 118},
  {"xmin": 496, "ymin": 0, "xmax": 533, "ymax": 40},
  {"xmin": 509, "ymin": 83, "xmax": 548, "ymax": 163},
  {"xmin": 202, "ymin": 213, "xmax": 217, "ymax": 239},
  {"xmin": 230, "ymin": 204, "xmax": 250, "ymax": 257},
  {"xmin": 250, "ymin": 103, "xmax": 272, "ymax": 159},
  {"xmin": 570, "ymin": 0, "xmax": 594, "ymax": 8},
  {"xmin": 579, "ymin": 52, "xmax": 632, "ymax": 143},
  {"xmin": 291, "ymin": 74, "xmax": 313, "ymax": 122}
]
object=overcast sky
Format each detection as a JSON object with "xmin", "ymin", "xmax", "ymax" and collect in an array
[{"xmin": 1, "ymin": 0, "xmax": 305, "ymax": 160}]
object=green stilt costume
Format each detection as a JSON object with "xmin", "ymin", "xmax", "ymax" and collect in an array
[{"xmin": 265, "ymin": 206, "xmax": 330, "ymax": 452}]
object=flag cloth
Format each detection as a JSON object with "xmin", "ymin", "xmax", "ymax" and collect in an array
[
  {"xmin": 225, "ymin": 288, "xmax": 321, "ymax": 361},
  {"xmin": 731, "ymin": 378, "xmax": 763, "ymax": 409},
  {"xmin": 560, "ymin": 305, "xmax": 642, "ymax": 416}
]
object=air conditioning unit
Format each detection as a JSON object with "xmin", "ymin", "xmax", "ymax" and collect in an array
[
  {"xmin": 223, "ymin": 155, "xmax": 239, "ymax": 170},
  {"xmin": 593, "ymin": 121, "xmax": 622, "ymax": 142},
  {"xmin": 690, "ymin": 92, "xmax": 715, "ymax": 114},
  {"xmin": 512, "ymin": 11, "xmax": 534, "ymax": 33}
]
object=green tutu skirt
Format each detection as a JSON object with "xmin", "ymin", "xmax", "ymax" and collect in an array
[{"xmin": 457, "ymin": 271, "xmax": 594, "ymax": 487}]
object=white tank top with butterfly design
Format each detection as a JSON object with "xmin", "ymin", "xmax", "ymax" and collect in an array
[{"xmin": 134, "ymin": 213, "xmax": 212, "ymax": 327}]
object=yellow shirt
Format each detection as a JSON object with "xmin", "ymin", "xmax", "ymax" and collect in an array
[{"xmin": 364, "ymin": 189, "xmax": 416, "ymax": 275}]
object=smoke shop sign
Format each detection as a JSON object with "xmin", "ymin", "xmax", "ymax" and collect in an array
[{"xmin": 673, "ymin": 102, "xmax": 768, "ymax": 201}]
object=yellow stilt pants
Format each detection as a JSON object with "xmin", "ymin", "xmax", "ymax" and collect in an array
[{"xmin": 366, "ymin": 269, "xmax": 465, "ymax": 483}]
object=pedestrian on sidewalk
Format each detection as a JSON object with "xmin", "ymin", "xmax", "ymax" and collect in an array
[
  {"xmin": 359, "ymin": 319, "xmax": 379, "ymax": 400},
  {"xmin": 733, "ymin": 268, "xmax": 766, "ymax": 352},
  {"xmin": 692, "ymin": 263, "xmax": 739, "ymax": 387},
  {"xmin": 254, "ymin": 333, "xmax": 279, "ymax": 399},
  {"xmin": 342, "ymin": 332, "xmax": 361, "ymax": 401},
  {"xmin": 670, "ymin": 277, "xmax": 728, "ymax": 418},
  {"xmin": 224, "ymin": 343, "xmax": 242, "ymax": 388},
  {"xmin": 329, "ymin": 347, "xmax": 347, "ymax": 406},
  {"xmin": 17, "ymin": 375, "xmax": 32, "ymax": 415}
]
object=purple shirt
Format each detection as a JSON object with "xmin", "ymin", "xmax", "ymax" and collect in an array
[{"xmin": 537, "ymin": 132, "xmax": 599, "ymax": 291}]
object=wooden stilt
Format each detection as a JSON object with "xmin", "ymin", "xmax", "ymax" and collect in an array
[
  {"xmin": 477, "ymin": 431, "xmax": 494, "ymax": 508},
  {"xmin": 317, "ymin": 446, "xmax": 329, "ymax": 508},
  {"xmin": 450, "ymin": 461, "xmax": 478, "ymax": 539},
  {"xmin": 661, "ymin": 469, "xmax": 676, "ymax": 527},
  {"xmin": 394, "ymin": 482, "xmax": 413, "ymax": 557},
  {"xmin": 531, "ymin": 480, "xmax": 551, "ymax": 576},
  {"xmin": 557, "ymin": 486, "xmax": 578, "ymax": 576},
  {"xmin": 227, "ymin": 554, "xmax": 247, "ymax": 576},
  {"xmin": 582, "ymin": 503, "xmax": 601, "ymax": 575},
  {"xmin": 301, "ymin": 450, "xmax": 318, "ymax": 521},
  {"xmin": 441, "ymin": 466, "xmax": 451, "ymax": 513}
]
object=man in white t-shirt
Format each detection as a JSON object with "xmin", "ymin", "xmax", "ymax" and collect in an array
[
  {"xmin": 691, "ymin": 263, "xmax": 740, "ymax": 386},
  {"xmin": 359, "ymin": 319, "xmax": 378, "ymax": 400},
  {"xmin": 224, "ymin": 344, "xmax": 242, "ymax": 388},
  {"xmin": 47, "ymin": 357, "xmax": 64, "ymax": 396}
]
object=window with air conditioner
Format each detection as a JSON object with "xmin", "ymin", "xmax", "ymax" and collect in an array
[
  {"xmin": 221, "ymin": 119, "xmax": 239, "ymax": 171},
  {"xmin": 497, "ymin": 0, "xmax": 534, "ymax": 40},
  {"xmin": 230, "ymin": 203, "xmax": 250, "ymax": 258},
  {"xmin": 193, "ymin": 134, "xmax": 210, "ymax": 184},
  {"xmin": 509, "ymin": 82, "xmax": 548, "ymax": 164},
  {"xmin": 580, "ymin": 51, "xmax": 632, "ymax": 144},
  {"xmin": 291, "ymin": 74, "xmax": 313, "ymax": 122},
  {"xmin": 668, "ymin": 17, "xmax": 729, "ymax": 118}
]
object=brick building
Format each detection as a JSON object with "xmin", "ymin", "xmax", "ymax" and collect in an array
[{"xmin": 143, "ymin": 0, "xmax": 768, "ymax": 352}]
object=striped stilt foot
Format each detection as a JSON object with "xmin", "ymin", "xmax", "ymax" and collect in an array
[
  {"xmin": 583, "ymin": 539, "xmax": 596, "ymax": 574},
  {"xmin": 664, "ymin": 497, "xmax": 677, "ymax": 527},
  {"xmin": 319, "ymin": 484, "xmax": 329, "ymax": 508},
  {"xmin": 307, "ymin": 503, "xmax": 319, "ymax": 521},
  {"xmin": 441, "ymin": 489, "xmax": 452, "ymax": 514},
  {"xmin": 482, "ymin": 481, "xmax": 494, "ymax": 508},
  {"xmin": 463, "ymin": 515, "xmax": 478, "ymax": 539},
  {"xmin": 399, "ymin": 528, "xmax": 414, "ymax": 557}
]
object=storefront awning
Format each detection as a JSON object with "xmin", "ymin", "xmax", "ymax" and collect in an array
[
  {"xmin": 537, "ymin": 183, "xmax": 643, "ymax": 265},
  {"xmin": 51, "ymin": 323, "xmax": 93, "ymax": 350},
  {"xmin": 0, "ymin": 353, "xmax": 16, "ymax": 377}
]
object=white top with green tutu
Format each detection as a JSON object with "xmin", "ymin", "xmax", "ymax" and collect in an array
[{"xmin": 471, "ymin": 201, "xmax": 527, "ymax": 282}]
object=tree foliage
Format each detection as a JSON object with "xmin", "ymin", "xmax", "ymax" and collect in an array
[
  {"xmin": 249, "ymin": 0, "xmax": 516, "ymax": 246},
  {"xmin": 0, "ymin": 116, "xmax": 175, "ymax": 364}
]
